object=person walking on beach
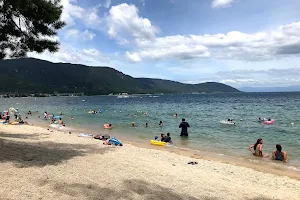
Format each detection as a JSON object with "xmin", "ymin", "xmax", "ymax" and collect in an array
[
  {"xmin": 272, "ymin": 144, "xmax": 288, "ymax": 162},
  {"xmin": 179, "ymin": 118, "xmax": 190, "ymax": 136},
  {"xmin": 249, "ymin": 138, "xmax": 269, "ymax": 157}
]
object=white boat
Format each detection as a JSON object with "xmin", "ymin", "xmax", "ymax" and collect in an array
[{"xmin": 117, "ymin": 93, "xmax": 130, "ymax": 98}]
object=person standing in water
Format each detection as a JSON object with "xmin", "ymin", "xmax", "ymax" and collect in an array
[
  {"xmin": 272, "ymin": 144, "xmax": 288, "ymax": 162},
  {"xmin": 179, "ymin": 118, "xmax": 190, "ymax": 136},
  {"xmin": 249, "ymin": 138, "xmax": 269, "ymax": 157}
]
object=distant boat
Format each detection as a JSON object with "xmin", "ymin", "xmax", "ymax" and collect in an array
[{"xmin": 117, "ymin": 93, "xmax": 130, "ymax": 98}]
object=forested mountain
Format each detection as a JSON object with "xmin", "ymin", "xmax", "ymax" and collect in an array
[{"xmin": 0, "ymin": 58, "xmax": 240, "ymax": 95}]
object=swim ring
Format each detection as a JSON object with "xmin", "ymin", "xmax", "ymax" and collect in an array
[
  {"xmin": 263, "ymin": 120, "xmax": 275, "ymax": 125},
  {"xmin": 150, "ymin": 140, "xmax": 166, "ymax": 146}
]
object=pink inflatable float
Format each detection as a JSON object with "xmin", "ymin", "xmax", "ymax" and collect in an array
[{"xmin": 263, "ymin": 120, "xmax": 275, "ymax": 125}]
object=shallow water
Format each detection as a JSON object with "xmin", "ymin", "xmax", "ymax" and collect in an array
[{"xmin": 1, "ymin": 92, "xmax": 300, "ymax": 170}]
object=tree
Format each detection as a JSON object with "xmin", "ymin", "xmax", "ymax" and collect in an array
[{"xmin": 0, "ymin": 0, "xmax": 65, "ymax": 59}]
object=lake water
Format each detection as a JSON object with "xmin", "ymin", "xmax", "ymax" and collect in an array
[{"xmin": 1, "ymin": 92, "xmax": 300, "ymax": 171}]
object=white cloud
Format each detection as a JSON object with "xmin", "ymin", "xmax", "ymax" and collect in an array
[
  {"xmin": 106, "ymin": 3, "xmax": 159, "ymax": 42},
  {"xmin": 126, "ymin": 51, "xmax": 142, "ymax": 62},
  {"xmin": 211, "ymin": 0, "xmax": 235, "ymax": 8},
  {"xmin": 60, "ymin": 0, "xmax": 101, "ymax": 28},
  {"xmin": 105, "ymin": 0, "xmax": 112, "ymax": 8},
  {"xmin": 65, "ymin": 29, "xmax": 96, "ymax": 40},
  {"xmin": 28, "ymin": 45, "xmax": 109, "ymax": 66},
  {"xmin": 124, "ymin": 20, "xmax": 300, "ymax": 62}
]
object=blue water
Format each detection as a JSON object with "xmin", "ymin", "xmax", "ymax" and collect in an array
[{"xmin": 1, "ymin": 93, "xmax": 300, "ymax": 169}]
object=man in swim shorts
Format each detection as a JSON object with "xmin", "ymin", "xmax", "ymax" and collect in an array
[{"xmin": 179, "ymin": 118, "xmax": 190, "ymax": 136}]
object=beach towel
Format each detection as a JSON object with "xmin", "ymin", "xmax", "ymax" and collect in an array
[{"xmin": 78, "ymin": 133, "xmax": 94, "ymax": 138}]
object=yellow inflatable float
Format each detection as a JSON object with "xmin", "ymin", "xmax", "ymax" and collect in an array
[{"xmin": 150, "ymin": 140, "xmax": 166, "ymax": 146}]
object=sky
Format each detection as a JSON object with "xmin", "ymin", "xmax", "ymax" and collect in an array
[{"xmin": 28, "ymin": 0, "xmax": 300, "ymax": 88}]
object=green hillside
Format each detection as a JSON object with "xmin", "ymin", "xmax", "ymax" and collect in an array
[{"xmin": 0, "ymin": 58, "xmax": 240, "ymax": 95}]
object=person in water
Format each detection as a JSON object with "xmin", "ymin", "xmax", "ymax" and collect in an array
[
  {"xmin": 159, "ymin": 121, "xmax": 163, "ymax": 127},
  {"xmin": 162, "ymin": 133, "xmax": 172, "ymax": 143},
  {"xmin": 272, "ymin": 144, "xmax": 288, "ymax": 162},
  {"xmin": 160, "ymin": 134, "xmax": 165, "ymax": 141},
  {"xmin": 44, "ymin": 112, "xmax": 48, "ymax": 119},
  {"xmin": 131, "ymin": 122, "xmax": 135, "ymax": 127},
  {"xmin": 249, "ymin": 138, "xmax": 269, "ymax": 157},
  {"xmin": 145, "ymin": 122, "xmax": 148, "ymax": 127},
  {"xmin": 58, "ymin": 118, "xmax": 65, "ymax": 126},
  {"xmin": 179, "ymin": 118, "xmax": 190, "ymax": 136}
]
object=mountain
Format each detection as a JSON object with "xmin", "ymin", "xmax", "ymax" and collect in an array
[
  {"xmin": 239, "ymin": 86, "xmax": 300, "ymax": 92},
  {"xmin": 0, "ymin": 58, "xmax": 240, "ymax": 95}
]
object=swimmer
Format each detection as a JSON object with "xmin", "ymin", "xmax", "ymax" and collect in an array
[
  {"xmin": 249, "ymin": 138, "xmax": 269, "ymax": 158},
  {"xmin": 160, "ymin": 134, "xmax": 165, "ymax": 141},
  {"xmin": 131, "ymin": 122, "xmax": 135, "ymax": 127},
  {"xmin": 272, "ymin": 144, "xmax": 288, "ymax": 163},
  {"xmin": 173, "ymin": 113, "xmax": 178, "ymax": 117},
  {"xmin": 144, "ymin": 112, "xmax": 148, "ymax": 115},
  {"xmin": 146, "ymin": 122, "xmax": 148, "ymax": 127},
  {"xmin": 44, "ymin": 111, "xmax": 48, "ymax": 119},
  {"xmin": 70, "ymin": 116, "xmax": 73, "ymax": 120},
  {"xmin": 159, "ymin": 121, "xmax": 163, "ymax": 127}
]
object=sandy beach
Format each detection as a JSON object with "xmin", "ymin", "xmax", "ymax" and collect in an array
[{"xmin": 1, "ymin": 124, "xmax": 300, "ymax": 200}]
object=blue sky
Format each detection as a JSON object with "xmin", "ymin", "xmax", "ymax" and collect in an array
[{"xmin": 29, "ymin": 0, "xmax": 300, "ymax": 88}]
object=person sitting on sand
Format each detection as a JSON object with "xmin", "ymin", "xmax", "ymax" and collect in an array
[
  {"xmin": 162, "ymin": 133, "xmax": 172, "ymax": 143},
  {"xmin": 272, "ymin": 144, "xmax": 288, "ymax": 163},
  {"xmin": 249, "ymin": 138, "xmax": 269, "ymax": 157},
  {"xmin": 58, "ymin": 118, "xmax": 65, "ymax": 126}
]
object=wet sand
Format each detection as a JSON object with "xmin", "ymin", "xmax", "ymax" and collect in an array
[{"xmin": 1, "ymin": 124, "xmax": 300, "ymax": 200}]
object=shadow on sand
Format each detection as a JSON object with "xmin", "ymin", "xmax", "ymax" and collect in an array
[
  {"xmin": 47, "ymin": 179, "xmax": 280, "ymax": 200},
  {"xmin": 0, "ymin": 134, "xmax": 113, "ymax": 168},
  {"xmin": 51, "ymin": 179, "xmax": 207, "ymax": 200}
]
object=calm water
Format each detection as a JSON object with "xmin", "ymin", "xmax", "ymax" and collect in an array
[{"xmin": 1, "ymin": 93, "xmax": 300, "ymax": 170}]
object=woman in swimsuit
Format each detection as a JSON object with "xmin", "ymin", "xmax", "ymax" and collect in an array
[
  {"xmin": 272, "ymin": 144, "xmax": 288, "ymax": 163},
  {"xmin": 249, "ymin": 138, "xmax": 269, "ymax": 157}
]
